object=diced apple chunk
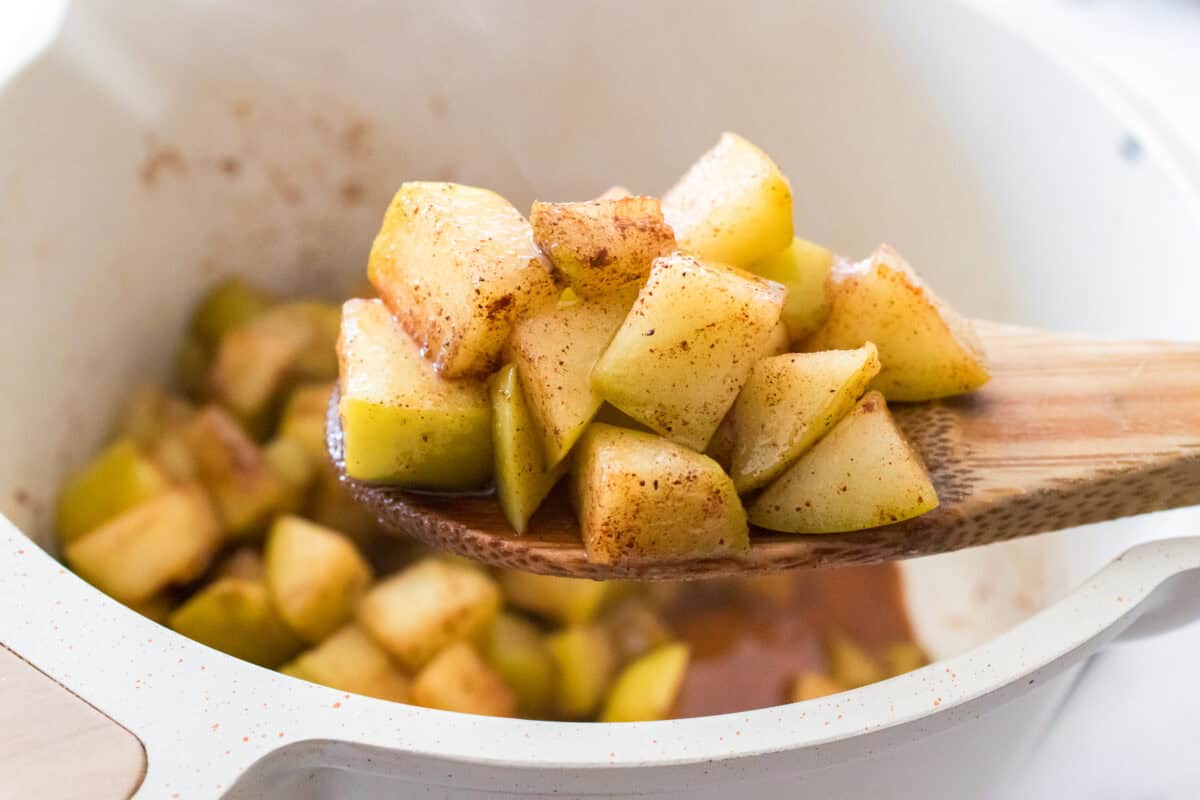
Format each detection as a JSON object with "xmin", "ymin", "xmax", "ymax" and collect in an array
[
  {"xmin": 215, "ymin": 546, "xmax": 265, "ymax": 581},
  {"xmin": 367, "ymin": 181, "xmax": 560, "ymax": 377},
  {"xmin": 751, "ymin": 237, "xmax": 835, "ymax": 343},
  {"xmin": 265, "ymin": 515, "xmax": 372, "ymax": 643},
  {"xmin": 763, "ymin": 319, "xmax": 790, "ymax": 358},
  {"xmin": 804, "ymin": 245, "xmax": 990, "ymax": 401},
  {"xmin": 507, "ymin": 295, "xmax": 629, "ymax": 464},
  {"xmin": 600, "ymin": 599, "xmax": 674, "ymax": 664},
  {"xmin": 357, "ymin": 558, "xmax": 500, "ymax": 670},
  {"xmin": 207, "ymin": 301, "xmax": 340, "ymax": 432},
  {"xmin": 572, "ymin": 424, "xmax": 748, "ymax": 564},
  {"xmin": 730, "ymin": 344, "xmax": 881, "ymax": 492},
  {"xmin": 126, "ymin": 593, "xmax": 175, "ymax": 625},
  {"xmin": 489, "ymin": 365, "xmax": 566, "ymax": 533},
  {"xmin": 750, "ymin": 392, "xmax": 938, "ymax": 533},
  {"xmin": 547, "ymin": 624, "xmax": 617, "ymax": 719},
  {"xmin": 483, "ymin": 613, "xmax": 556, "ymax": 718},
  {"xmin": 177, "ymin": 406, "xmax": 294, "ymax": 537},
  {"xmin": 662, "ymin": 132, "xmax": 793, "ymax": 268},
  {"xmin": 707, "ymin": 317, "xmax": 793, "ymax": 471},
  {"xmin": 119, "ymin": 385, "xmax": 195, "ymax": 448},
  {"xmin": 592, "ymin": 254, "xmax": 785, "ymax": 451},
  {"xmin": 188, "ymin": 276, "xmax": 274, "ymax": 348},
  {"xmin": 278, "ymin": 381, "xmax": 335, "ymax": 466},
  {"xmin": 55, "ymin": 439, "xmax": 169, "ymax": 544},
  {"xmin": 600, "ymin": 642, "xmax": 689, "ymax": 722},
  {"xmin": 306, "ymin": 464, "xmax": 379, "ymax": 545},
  {"xmin": 531, "ymin": 195, "xmax": 675, "ymax": 298},
  {"xmin": 497, "ymin": 570, "xmax": 611, "ymax": 625},
  {"xmin": 411, "ymin": 641, "xmax": 516, "ymax": 717},
  {"xmin": 337, "ymin": 298, "xmax": 492, "ymax": 489},
  {"xmin": 65, "ymin": 485, "xmax": 221, "ymax": 604},
  {"xmin": 282, "ymin": 625, "xmax": 411, "ymax": 702},
  {"xmin": 881, "ymin": 642, "xmax": 929, "ymax": 677},
  {"xmin": 168, "ymin": 578, "xmax": 303, "ymax": 667},
  {"xmin": 825, "ymin": 631, "xmax": 885, "ymax": 689},
  {"xmin": 790, "ymin": 671, "xmax": 843, "ymax": 702},
  {"xmin": 263, "ymin": 436, "xmax": 317, "ymax": 499}
]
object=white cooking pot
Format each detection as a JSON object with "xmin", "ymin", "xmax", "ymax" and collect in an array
[{"xmin": 1, "ymin": 1, "xmax": 1198, "ymax": 798}]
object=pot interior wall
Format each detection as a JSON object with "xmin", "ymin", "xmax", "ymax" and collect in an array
[{"xmin": 2, "ymin": 0, "xmax": 1198, "ymax": 659}]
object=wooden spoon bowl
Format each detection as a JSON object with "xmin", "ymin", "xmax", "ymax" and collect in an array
[{"xmin": 328, "ymin": 322, "xmax": 1200, "ymax": 580}]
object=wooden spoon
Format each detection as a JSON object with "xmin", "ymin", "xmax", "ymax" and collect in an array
[{"xmin": 327, "ymin": 322, "xmax": 1200, "ymax": 580}]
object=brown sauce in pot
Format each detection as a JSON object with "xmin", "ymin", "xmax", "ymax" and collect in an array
[{"xmin": 663, "ymin": 564, "xmax": 913, "ymax": 717}]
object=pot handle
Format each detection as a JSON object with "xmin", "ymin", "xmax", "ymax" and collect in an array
[
  {"xmin": 0, "ymin": 644, "xmax": 146, "ymax": 799},
  {"xmin": 1112, "ymin": 536, "xmax": 1200, "ymax": 641}
]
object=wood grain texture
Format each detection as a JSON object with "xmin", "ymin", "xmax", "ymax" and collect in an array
[
  {"xmin": 329, "ymin": 322, "xmax": 1200, "ymax": 580},
  {"xmin": 0, "ymin": 645, "xmax": 145, "ymax": 799}
]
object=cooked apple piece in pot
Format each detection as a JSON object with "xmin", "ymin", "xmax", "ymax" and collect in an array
[
  {"xmin": 825, "ymin": 631, "xmax": 885, "ymax": 689},
  {"xmin": 483, "ymin": 612, "xmax": 557, "ymax": 718},
  {"xmin": 65, "ymin": 484, "xmax": 221, "ymax": 605},
  {"xmin": 507, "ymin": 294, "xmax": 630, "ymax": 465},
  {"xmin": 547, "ymin": 623, "xmax": 617, "ymax": 720},
  {"xmin": 881, "ymin": 641, "xmax": 929, "ymax": 677},
  {"xmin": 277, "ymin": 381, "xmax": 335, "ymax": 466},
  {"xmin": 168, "ymin": 578, "xmax": 303, "ymax": 668},
  {"xmin": 531, "ymin": 194, "xmax": 675, "ymax": 298},
  {"xmin": 207, "ymin": 301, "xmax": 339, "ymax": 434},
  {"xmin": 790, "ymin": 671, "xmax": 844, "ymax": 702},
  {"xmin": 592, "ymin": 253, "xmax": 785, "ymax": 451},
  {"xmin": 751, "ymin": 237, "xmax": 836, "ymax": 343},
  {"xmin": 750, "ymin": 392, "xmax": 938, "ymax": 533},
  {"xmin": 337, "ymin": 298, "xmax": 493, "ymax": 489},
  {"xmin": 411, "ymin": 641, "xmax": 517, "ymax": 717},
  {"xmin": 119, "ymin": 385, "xmax": 195, "ymax": 448},
  {"xmin": 600, "ymin": 642, "xmax": 689, "ymax": 722},
  {"xmin": 497, "ymin": 569, "xmax": 612, "ymax": 626},
  {"xmin": 305, "ymin": 463, "xmax": 379, "ymax": 545},
  {"xmin": 126, "ymin": 593, "xmax": 175, "ymax": 625},
  {"xmin": 489, "ymin": 365, "xmax": 568, "ymax": 533},
  {"xmin": 368, "ymin": 181, "xmax": 560, "ymax": 377},
  {"xmin": 730, "ymin": 344, "xmax": 882, "ymax": 492},
  {"xmin": 263, "ymin": 435, "xmax": 317, "ymax": 502},
  {"xmin": 357, "ymin": 558, "xmax": 500, "ymax": 671},
  {"xmin": 214, "ymin": 546, "xmax": 265, "ymax": 581},
  {"xmin": 177, "ymin": 406, "xmax": 295, "ymax": 537},
  {"xmin": 265, "ymin": 515, "xmax": 373, "ymax": 643},
  {"xmin": 804, "ymin": 244, "xmax": 989, "ymax": 401},
  {"xmin": 55, "ymin": 439, "xmax": 170, "ymax": 544},
  {"xmin": 662, "ymin": 132, "xmax": 793, "ymax": 268},
  {"xmin": 189, "ymin": 276, "xmax": 274, "ymax": 349},
  {"xmin": 572, "ymin": 424, "xmax": 748, "ymax": 565},
  {"xmin": 600, "ymin": 598, "xmax": 674, "ymax": 665},
  {"xmin": 282, "ymin": 625, "xmax": 411, "ymax": 702}
]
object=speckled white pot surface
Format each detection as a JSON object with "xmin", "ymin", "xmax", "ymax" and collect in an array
[{"xmin": 2, "ymin": 1, "xmax": 1200, "ymax": 798}]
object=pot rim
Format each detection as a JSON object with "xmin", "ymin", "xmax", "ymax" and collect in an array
[{"xmin": 4, "ymin": 517, "xmax": 1200, "ymax": 781}]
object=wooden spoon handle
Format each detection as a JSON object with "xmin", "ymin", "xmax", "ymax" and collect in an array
[
  {"xmin": 789, "ymin": 322, "xmax": 1200, "ymax": 570},
  {"xmin": 334, "ymin": 323, "xmax": 1200, "ymax": 580}
]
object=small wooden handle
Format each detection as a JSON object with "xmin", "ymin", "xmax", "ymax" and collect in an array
[{"xmin": 0, "ymin": 644, "xmax": 146, "ymax": 799}]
